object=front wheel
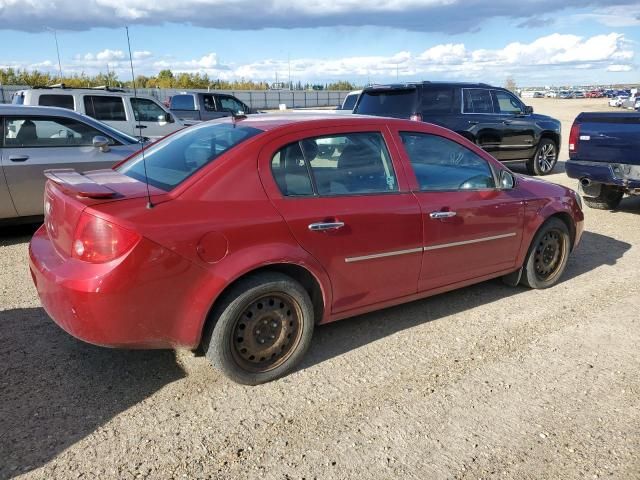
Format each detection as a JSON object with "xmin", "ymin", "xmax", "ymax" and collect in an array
[
  {"xmin": 521, "ymin": 218, "xmax": 571, "ymax": 289},
  {"xmin": 526, "ymin": 139, "xmax": 558, "ymax": 176},
  {"xmin": 204, "ymin": 272, "xmax": 315, "ymax": 385}
]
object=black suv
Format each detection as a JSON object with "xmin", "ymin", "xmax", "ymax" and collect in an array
[{"xmin": 353, "ymin": 82, "xmax": 561, "ymax": 175}]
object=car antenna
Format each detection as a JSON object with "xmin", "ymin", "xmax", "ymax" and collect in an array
[{"xmin": 126, "ymin": 26, "xmax": 153, "ymax": 209}]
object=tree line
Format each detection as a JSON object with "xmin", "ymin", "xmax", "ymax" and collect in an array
[{"xmin": 0, "ymin": 68, "xmax": 359, "ymax": 91}]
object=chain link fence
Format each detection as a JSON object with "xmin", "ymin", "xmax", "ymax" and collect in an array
[{"xmin": 0, "ymin": 85, "xmax": 349, "ymax": 110}]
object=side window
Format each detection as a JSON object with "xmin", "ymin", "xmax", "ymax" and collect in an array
[
  {"xmin": 203, "ymin": 95, "xmax": 216, "ymax": 111},
  {"xmin": 400, "ymin": 132, "xmax": 495, "ymax": 191},
  {"xmin": 131, "ymin": 98, "xmax": 167, "ymax": 122},
  {"xmin": 4, "ymin": 116, "xmax": 111, "ymax": 148},
  {"xmin": 493, "ymin": 90, "xmax": 524, "ymax": 115},
  {"xmin": 218, "ymin": 96, "xmax": 245, "ymax": 113},
  {"xmin": 170, "ymin": 95, "xmax": 196, "ymax": 110},
  {"xmin": 38, "ymin": 94, "xmax": 75, "ymax": 110},
  {"xmin": 83, "ymin": 95, "xmax": 127, "ymax": 121},
  {"xmin": 421, "ymin": 87, "xmax": 455, "ymax": 114},
  {"xmin": 463, "ymin": 89, "xmax": 494, "ymax": 114},
  {"xmin": 271, "ymin": 132, "xmax": 398, "ymax": 197}
]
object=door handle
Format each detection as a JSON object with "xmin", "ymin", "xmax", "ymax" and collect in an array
[
  {"xmin": 502, "ymin": 120, "xmax": 513, "ymax": 125},
  {"xmin": 429, "ymin": 211, "xmax": 457, "ymax": 219},
  {"xmin": 9, "ymin": 155, "xmax": 29, "ymax": 162},
  {"xmin": 468, "ymin": 120, "xmax": 479, "ymax": 125},
  {"xmin": 308, "ymin": 221, "xmax": 345, "ymax": 232},
  {"xmin": 135, "ymin": 125, "xmax": 148, "ymax": 129}
]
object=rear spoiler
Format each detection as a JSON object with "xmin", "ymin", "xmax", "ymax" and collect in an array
[{"xmin": 44, "ymin": 169, "xmax": 117, "ymax": 199}]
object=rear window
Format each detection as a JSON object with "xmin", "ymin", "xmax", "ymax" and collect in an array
[
  {"xmin": 355, "ymin": 89, "xmax": 418, "ymax": 117},
  {"xmin": 118, "ymin": 122, "xmax": 262, "ymax": 191},
  {"xmin": 171, "ymin": 95, "xmax": 196, "ymax": 110},
  {"xmin": 11, "ymin": 93, "xmax": 24, "ymax": 105},
  {"xmin": 39, "ymin": 94, "xmax": 75, "ymax": 110}
]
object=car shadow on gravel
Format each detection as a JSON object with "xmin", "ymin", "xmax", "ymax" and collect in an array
[
  {"xmin": 302, "ymin": 230, "xmax": 630, "ymax": 371},
  {"xmin": 0, "ymin": 307, "xmax": 186, "ymax": 479},
  {"xmin": 0, "ymin": 223, "xmax": 40, "ymax": 247}
]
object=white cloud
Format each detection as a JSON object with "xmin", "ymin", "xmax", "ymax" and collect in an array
[
  {"xmin": 607, "ymin": 64, "xmax": 633, "ymax": 72},
  {"xmin": 12, "ymin": 32, "xmax": 637, "ymax": 85}
]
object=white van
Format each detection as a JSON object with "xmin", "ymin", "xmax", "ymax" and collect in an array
[{"xmin": 12, "ymin": 86, "xmax": 184, "ymax": 139}]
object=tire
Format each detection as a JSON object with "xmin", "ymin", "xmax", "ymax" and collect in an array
[
  {"xmin": 203, "ymin": 272, "xmax": 315, "ymax": 385},
  {"xmin": 526, "ymin": 138, "xmax": 558, "ymax": 176},
  {"xmin": 521, "ymin": 218, "xmax": 571, "ymax": 289},
  {"xmin": 583, "ymin": 185, "xmax": 623, "ymax": 210}
]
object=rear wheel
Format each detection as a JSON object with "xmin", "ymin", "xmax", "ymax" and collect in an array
[
  {"xmin": 204, "ymin": 272, "xmax": 314, "ymax": 385},
  {"xmin": 526, "ymin": 138, "xmax": 558, "ymax": 176},
  {"xmin": 521, "ymin": 218, "xmax": 571, "ymax": 289},
  {"xmin": 583, "ymin": 185, "xmax": 624, "ymax": 210}
]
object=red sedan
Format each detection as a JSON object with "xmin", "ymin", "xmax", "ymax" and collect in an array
[{"xmin": 30, "ymin": 115, "xmax": 584, "ymax": 384}]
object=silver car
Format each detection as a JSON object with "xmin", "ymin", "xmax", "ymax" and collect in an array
[{"xmin": 1, "ymin": 105, "xmax": 142, "ymax": 223}]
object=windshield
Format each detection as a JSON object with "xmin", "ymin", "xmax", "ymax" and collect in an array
[
  {"xmin": 355, "ymin": 89, "xmax": 418, "ymax": 117},
  {"xmin": 118, "ymin": 122, "xmax": 262, "ymax": 191},
  {"xmin": 341, "ymin": 93, "xmax": 359, "ymax": 110},
  {"xmin": 91, "ymin": 119, "xmax": 140, "ymax": 144}
]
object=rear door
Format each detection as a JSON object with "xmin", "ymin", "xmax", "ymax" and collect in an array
[
  {"xmin": 82, "ymin": 95, "xmax": 131, "ymax": 136},
  {"xmin": 392, "ymin": 128, "xmax": 525, "ymax": 292},
  {"xmin": 0, "ymin": 117, "xmax": 18, "ymax": 219},
  {"xmin": 491, "ymin": 89, "xmax": 536, "ymax": 160},
  {"xmin": 1, "ymin": 115, "xmax": 132, "ymax": 216},
  {"xmin": 461, "ymin": 88, "xmax": 505, "ymax": 159},
  {"xmin": 260, "ymin": 126, "xmax": 423, "ymax": 314}
]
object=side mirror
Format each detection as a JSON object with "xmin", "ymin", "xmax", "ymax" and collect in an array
[
  {"xmin": 524, "ymin": 105, "xmax": 534, "ymax": 114},
  {"xmin": 500, "ymin": 170, "xmax": 515, "ymax": 189},
  {"xmin": 92, "ymin": 135, "xmax": 110, "ymax": 153},
  {"xmin": 165, "ymin": 112, "xmax": 174, "ymax": 123}
]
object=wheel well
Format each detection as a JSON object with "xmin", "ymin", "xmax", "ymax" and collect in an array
[
  {"xmin": 199, "ymin": 264, "xmax": 325, "ymax": 349},
  {"xmin": 548, "ymin": 212, "xmax": 576, "ymax": 250},
  {"xmin": 457, "ymin": 131, "xmax": 476, "ymax": 144},
  {"xmin": 540, "ymin": 131, "xmax": 560, "ymax": 148}
]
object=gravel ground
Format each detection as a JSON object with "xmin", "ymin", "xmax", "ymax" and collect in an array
[{"xmin": 1, "ymin": 98, "xmax": 639, "ymax": 480}]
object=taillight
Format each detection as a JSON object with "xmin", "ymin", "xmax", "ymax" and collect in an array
[
  {"xmin": 409, "ymin": 113, "xmax": 423, "ymax": 122},
  {"xmin": 568, "ymin": 122, "xmax": 580, "ymax": 156},
  {"xmin": 72, "ymin": 212, "xmax": 140, "ymax": 263}
]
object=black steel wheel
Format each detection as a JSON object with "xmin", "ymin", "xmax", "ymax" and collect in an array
[
  {"xmin": 204, "ymin": 272, "xmax": 315, "ymax": 385},
  {"xmin": 521, "ymin": 218, "xmax": 571, "ymax": 289}
]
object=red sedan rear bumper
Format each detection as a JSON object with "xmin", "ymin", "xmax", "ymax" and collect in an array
[{"xmin": 29, "ymin": 225, "xmax": 211, "ymax": 349}]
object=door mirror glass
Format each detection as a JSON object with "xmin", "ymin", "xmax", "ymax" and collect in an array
[
  {"xmin": 93, "ymin": 135, "xmax": 111, "ymax": 152},
  {"xmin": 524, "ymin": 105, "xmax": 534, "ymax": 114},
  {"xmin": 500, "ymin": 170, "xmax": 515, "ymax": 189}
]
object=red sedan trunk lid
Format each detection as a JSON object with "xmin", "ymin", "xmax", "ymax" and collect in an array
[{"xmin": 43, "ymin": 169, "xmax": 164, "ymax": 256}]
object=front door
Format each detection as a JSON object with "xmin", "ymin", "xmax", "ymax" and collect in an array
[
  {"xmin": 261, "ymin": 127, "xmax": 423, "ymax": 314},
  {"xmin": 1, "ymin": 115, "xmax": 131, "ymax": 216},
  {"xmin": 130, "ymin": 97, "xmax": 179, "ymax": 139},
  {"xmin": 491, "ymin": 90, "xmax": 536, "ymax": 160},
  {"xmin": 394, "ymin": 130, "xmax": 525, "ymax": 292}
]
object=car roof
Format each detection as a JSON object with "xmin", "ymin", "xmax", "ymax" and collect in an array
[
  {"xmin": 17, "ymin": 87, "xmax": 152, "ymax": 98},
  {"xmin": 215, "ymin": 112, "xmax": 420, "ymax": 132},
  {"xmin": 0, "ymin": 104, "xmax": 91, "ymax": 117},
  {"xmin": 364, "ymin": 81, "xmax": 497, "ymax": 90}
]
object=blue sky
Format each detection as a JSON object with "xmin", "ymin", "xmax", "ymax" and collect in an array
[{"xmin": 0, "ymin": 1, "xmax": 638, "ymax": 86}]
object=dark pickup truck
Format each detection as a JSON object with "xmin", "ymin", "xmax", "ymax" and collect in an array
[
  {"xmin": 169, "ymin": 92, "xmax": 257, "ymax": 123},
  {"xmin": 566, "ymin": 112, "xmax": 640, "ymax": 209},
  {"xmin": 353, "ymin": 82, "xmax": 562, "ymax": 175}
]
